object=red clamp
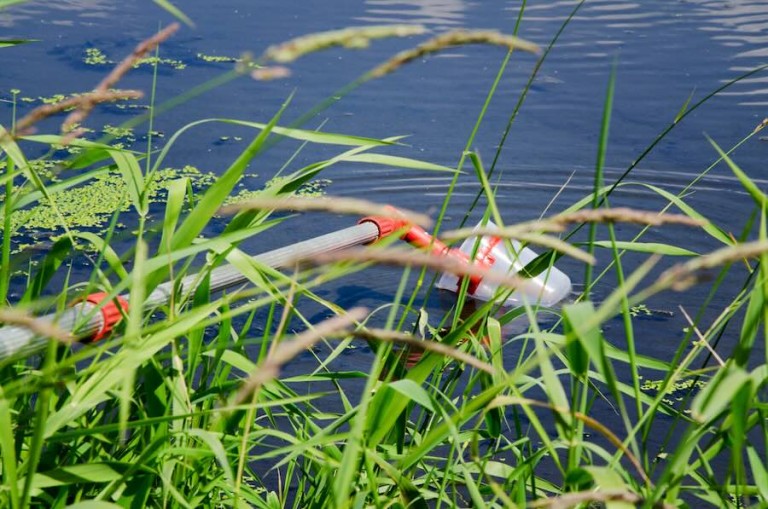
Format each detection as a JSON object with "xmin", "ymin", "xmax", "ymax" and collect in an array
[{"xmin": 83, "ymin": 292, "xmax": 129, "ymax": 342}]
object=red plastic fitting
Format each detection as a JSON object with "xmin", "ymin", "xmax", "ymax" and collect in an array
[
  {"xmin": 359, "ymin": 207, "xmax": 489, "ymax": 294},
  {"xmin": 359, "ymin": 205, "xmax": 411, "ymax": 241},
  {"xmin": 83, "ymin": 292, "xmax": 129, "ymax": 342}
]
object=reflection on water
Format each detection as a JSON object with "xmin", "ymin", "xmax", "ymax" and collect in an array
[
  {"xmin": 687, "ymin": 0, "xmax": 768, "ymax": 104},
  {"xmin": 357, "ymin": 0, "xmax": 467, "ymax": 27},
  {"xmin": 0, "ymin": 0, "xmax": 114, "ymax": 27},
  {"xmin": 520, "ymin": 0, "xmax": 768, "ymax": 103}
]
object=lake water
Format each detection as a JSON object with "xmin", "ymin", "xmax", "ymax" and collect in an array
[{"xmin": 2, "ymin": 0, "xmax": 768, "ymax": 482}]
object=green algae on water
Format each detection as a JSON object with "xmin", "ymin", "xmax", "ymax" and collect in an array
[
  {"xmin": 12, "ymin": 166, "xmax": 215, "ymax": 234},
  {"xmin": 84, "ymin": 47, "xmax": 110, "ymax": 65},
  {"xmin": 197, "ymin": 52, "xmax": 240, "ymax": 63},
  {"xmin": 101, "ymin": 125, "xmax": 135, "ymax": 139},
  {"xmin": 224, "ymin": 177, "xmax": 331, "ymax": 206},
  {"xmin": 10, "ymin": 169, "xmax": 329, "ymax": 237},
  {"xmin": 83, "ymin": 47, "xmax": 186, "ymax": 70},
  {"xmin": 134, "ymin": 56, "xmax": 186, "ymax": 70}
]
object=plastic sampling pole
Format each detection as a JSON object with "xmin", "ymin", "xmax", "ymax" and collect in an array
[{"xmin": 0, "ymin": 221, "xmax": 382, "ymax": 361}]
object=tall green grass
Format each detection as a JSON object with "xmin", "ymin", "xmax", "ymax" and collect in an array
[{"xmin": 1, "ymin": 2, "xmax": 768, "ymax": 508}]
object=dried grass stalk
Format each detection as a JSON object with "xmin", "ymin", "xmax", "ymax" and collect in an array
[
  {"xmin": 251, "ymin": 66, "xmax": 292, "ymax": 81},
  {"xmin": 511, "ymin": 232, "xmax": 595, "ymax": 265},
  {"xmin": 0, "ymin": 308, "xmax": 72, "ymax": 343},
  {"xmin": 368, "ymin": 30, "xmax": 539, "ymax": 79},
  {"xmin": 444, "ymin": 208, "xmax": 705, "ymax": 241},
  {"xmin": 219, "ymin": 195, "xmax": 432, "ymax": 228},
  {"xmin": 297, "ymin": 247, "xmax": 524, "ymax": 289},
  {"xmin": 753, "ymin": 117, "xmax": 768, "ymax": 134},
  {"xmin": 548, "ymin": 208, "xmax": 706, "ymax": 228},
  {"xmin": 679, "ymin": 306, "xmax": 724, "ymax": 366},
  {"xmin": 262, "ymin": 25, "xmax": 426, "ymax": 63},
  {"xmin": 11, "ymin": 24, "xmax": 179, "ymax": 140},
  {"xmin": 234, "ymin": 307, "xmax": 368, "ymax": 405},
  {"xmin": 61, "ymin": 23, "xmax": 180, "ymax": 134},
  {"xmin": 12, "ymin": 90, "xmax": 143, "ymax": 138},
  {"xmin": 351, "ymin": 328, "xmax": 495, "ymax": 374},
  {"xmin": 656, "ymin": 239, "xmax": 768, "ymax": 291}
]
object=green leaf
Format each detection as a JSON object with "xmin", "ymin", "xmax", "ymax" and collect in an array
[
  {"xmin": 486, "ymin": 318, "xmax": 505, "ymax": 383},
  {"xmin": 0, "ymin": 0, "xmax": 27, "ymax": 10},
  {"xmin": 203, "ymin": 349, "xmax": 257, "ymax": 375},
  {"xmin": 222, "ymin": 119, "xmax": 393, "ymax": 147},
  {"xmin": 159, "ymin": 178, "xmax": 187, "ymax": 253},
  {"xmin": 73, "ymin": 232, "xmax": 129, "ymax": 280},
  {"xmin": 282, "ymin": 371, "xmax": 367, "ymax": 382},
  {"xmin": 0, "ymin": 391, "xmax": 19, "ymax": 508},
  {"xmin": 709, "ymin": 137, "xmax": 768, "ymax": 210},
  {"xmin": 21, "ymin": 236, "xmax": 73, "ymax": 304},
  {"xmin": 25, "ymin": 463, "xmax": 126, "ymax": 490},
  {"xmin": 747, "ymin": 446, "xmax": 768, "ymax": 501},
  {"xmin": 562, "ymin": 302, "xmax": 605, "ymax": 377},
  {"xmin": 674, "ymin": 88, "xmax": 696, "ymax": 123},
  {"xmin": 582, "ymin": 467, "xmax": 634, "ymax": 509},
  {"xmin": 588, "ymin": 240, "xmax": 697, "ymax": 256},
  {"xmin": 152, "ymin": 0, "xmax": 194, "ymax": 27},
  {"xmin": 0, "ymin": 125, "xmax": 30, "ymax": 174},
  {"xmin": 691, "ymin": 363, "xmax": 750, "ymax": 423},
  {"xmin": 167, "ymin": 104, "xmax": 287, "ymax": 254},
  {"xmin": 0, "ymin": 38, "xmax": 37, "ymax": 48},
  {"xmin": 66, "ymin": 502, "xmax": 124, "ymax": 509},
  {"xmin": 185, "ymin": 429, "xmax": 234, "ymax": 484},
  {"xmin": 388, "ymin": 379, "xmax": 434, "ymax": 411},
  {"xmin": 341, "ymin": 153, "xmax": 458, "ymax": 172},
  {"xmin": 109, "ymin": 149, "xmax": 146, "ymax": 215},
  {"xmin": 44, "ymin": 300, "xmax": 222, "ymax": 437},
  {"xmin": 735, "ymin": 266, "xmax": 765, "ymax": 367},
  {"xmin": 636, "ymin": 183, "xmax": 732, "ymax": 245}
]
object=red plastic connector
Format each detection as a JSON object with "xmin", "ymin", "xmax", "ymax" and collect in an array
[
  {"xmin": 361, "ymin": 207, "xmax": 488, "ymax": 294},
  {"xmin": 83, "ymin": 292, "xmax": 129, "ymax": 342},
  {"xmin": 358, "ymin": 206, "xmax": 411, "ymax": 241},
  {"xmin": 359, "ymin": 207, "xmax": 496, "ymax": 295}
]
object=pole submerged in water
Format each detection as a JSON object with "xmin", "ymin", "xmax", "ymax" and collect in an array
[{"xmin": 0, "ymin": 221, "xmax": 382, "ymax": 362}]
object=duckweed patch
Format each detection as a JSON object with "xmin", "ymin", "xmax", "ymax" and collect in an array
[
  {"xmin": 39, "ymin": 93, "xmax": 68, "ymax": 105},
  {"xmin": 101, "ymin": 124, "xmax": 135, "ymax": 139},
  {"xmin": 11, "ymin": 168, "xmax": 330, "ymax": 242},
  {"xmin": 640, "ymin": 376, "xmax": 707, "ymax": 407},
  {"xmin": 224, "ymin": 177, "xmax": 331, "ymax": 205},
  {"xmin": 83, "ymin": 47, "xmax": 186, "ymax": 70},
  {"xmin": 640, "ymin": 377, "xmax": 706, "ymax": 393},
  {"xmin": 196, "ymin": 52, "xmax": 240, "ymax": 63},
  {"xmin": 134, "ymin": 56, "xmax": 186, "ymax": 70},
  {"xmin": 84, "ymin": 47, "xmax": 110, "ymax": 65},
  {"xmin": 12, "ymin": 165, "xmax": 216, "ymax": 235},
  {"xmin": 0, "ymin": 159, "xmax": 62, "ymax": 181}
]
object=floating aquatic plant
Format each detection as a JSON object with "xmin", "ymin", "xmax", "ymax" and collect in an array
[
  {"xmin": 83, "ymin": 47, "xmax": 110, "ymax": 65},
  {"xmin": 11, "ymin": 165, "xmax": 214, "ymax": 233},
  {"xmin": 196, "ymin": 52, "xmax": 239, "ymax": 63}
]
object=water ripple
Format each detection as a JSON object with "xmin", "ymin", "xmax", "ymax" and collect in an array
[
  {"xmin": 357, "ymin": 0, "xmax": 468, "ymax": 27},
  {"xmin": 0, "ymin": 0, "xmax": 115, "ymax": 27}
]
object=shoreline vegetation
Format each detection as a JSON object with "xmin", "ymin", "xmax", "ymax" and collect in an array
[{"xmin": 1, "ymin": 2, "xmax": 767, "ymax": 507}]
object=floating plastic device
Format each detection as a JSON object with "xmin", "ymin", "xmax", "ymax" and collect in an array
[
  {"xmin": 436, "ymin": 221, "xmax": 571, "ymax": 308},
  {"xmin": 0, "ymin": 210, "xmax": 571, "ymax": 361},
  {"xmin": 359, "ymin": 214, "xmax": 572, "ymax": 308}
]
